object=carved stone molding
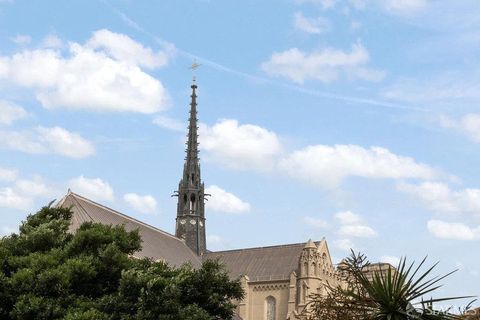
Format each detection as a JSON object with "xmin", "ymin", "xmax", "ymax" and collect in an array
[{"xmin": 252, "ymin": 283, "xmax": 289, "ymax": 291}]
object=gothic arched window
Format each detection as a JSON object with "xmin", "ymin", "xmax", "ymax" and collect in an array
[
  {"xmin": 190, "ymin": 194, "xmax": 196, "ymax": 213},
  {"xmin": 183, "ymin": 194, "xmax": 188, "ymax": 209},
  {"xmin": 302, "ymin": 282, "xmax": 308, "ymax": 304},
  {"xmin": 265, "ymin": 296, "xmax": 276, "ymax": 320}
]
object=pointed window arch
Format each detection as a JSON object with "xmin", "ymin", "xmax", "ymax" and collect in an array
[
  {"xmin": 302, "ymin": 282, "xmax": 308, "ymax": 304},
  {"xmin": 302, "ymin": 261, "xmax": 308, "ymax": 275},
  {"xmin": 265, "ymin": 296, "xmax": 276, "ymax": 320},
  {"xmin": 190, "ymin": 194, "xmax": 196, "ymax": 213}
]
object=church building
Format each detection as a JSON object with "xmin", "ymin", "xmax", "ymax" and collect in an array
[{"xmin": 57, "ymin": 79, "xmax": 344, "ymax": 320}]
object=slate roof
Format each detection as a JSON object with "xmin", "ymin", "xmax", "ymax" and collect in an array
[
  {"xmin": 203, "ymin": 242, "xmax": 316, "ymax": 281},
  {"xmin": 57, "ymin": 192, "xmax": 328, "ymax": 283},
  {"xmin": 57, "ymin": 191, "xmax": 201, "ymax": 268}
]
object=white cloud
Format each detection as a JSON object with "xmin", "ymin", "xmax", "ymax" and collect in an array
[
  {"xmin": 0, "ymin": 171, "xmax": 57, "ymax": 208},
  {"xmin": 380, "ymin": 255, "xmax": 401, "ymax": 266},
  {"xmin": 334, "ymin": 238, "xmax": 355, "ymax": 251},
  {"xmin": 0, "ymin": 129, "xmax": 46, "ymax": 154},
  {"xmin": 41, "ymin": 34, "xmax": 63, "ymax": 49},
  {"xmin": 293, "ymin": 12, "xmax": 331, "ymax": 34},
  {"xmin": 439, "ymin": 114, "xmax": 480, "ymax": 143},
  {"xmin": 0, "ymin": 167, "xmax": 18, "ymax": 182},
  {"xmin": 206, "ymin": 234, "xmax": 223, "ymax": 245},
  {"xmin": 11, "ymin": 35, "xmax": 31, "ymax": 46},
  {"xmin": 0, "ymin": 187, "xmax": 33, "ymax": 210},
  {"xmin": 153, "ymin": 115, "xmax": 185, "ymax": 132},
  {"xmin": 261, "ymin": 43, "xmax": 384, "ymax": 84},
  {"xmin": 0, "ymin": 29, "xmax": 169, "ymax": 113},
  {"xmin": 68, "ymin": 176, "xmax": 114, "ymax": 202},
  {"xmin": 123, "ymin": 193, "xmax": 157, "ymax": 214},
  {"xmin": 37, "ymin": 126, "xmax": 95, "ymax": 159},
  {"xmin": 0, "ymin": 100, "xmax": 28, "ymax": 125},
  {"xmin": 0, "ymin": 126, "xmax": 94, "ymax": 159},
  {"xmin": 86, "ymin": 29, "xmax": 169, "ymax": 69},
  {"xmin": 14, "ymin": 176, "xmax": 55, "ymax": 197},
  {"xmin": 206, "ymin": 234, "xmax": 228, "ymax": 250},
  {"xmin": 334, "ymin": 210, "xmax": 362, "ymax": 225},
  {"xmin": 398, "ymin": 182, "xmax": 480, "ymax": 216},
  {"xmin": 427, "ymin": 220, "xmax": 480, "ymax": 241},
  {"xmin": 304, "ymin": 216, "xmax": 328, "ymax": 228},
  {"xmin": 205, "ymin": 185, "xmax": 251, "ymax": 214},
  {"xmin": 338, "ymin": 224, "xmax": 377, "ymax": 238},
  {"xmin": 199, "ymin": 120, "xmax": 439, "ymax": 191},
  {"xmin": 279, "ymin": 144, "xmax": 437, "ymax": 188},
  {"xmin": 334, "ymin": 210, "xmax": 377, "ymax": 238},
  {"xmin": 384, "ymin": 0, "xmax": 427, "ymax": 14},
  {"xmin": 200, "ymin": 119, "xmax": 282, "ymax": 171}
]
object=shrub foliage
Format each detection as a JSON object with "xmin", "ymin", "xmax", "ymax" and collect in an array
[{"xmin": 0, "ymin": 204, "xmax": 243, "ymax": 319}]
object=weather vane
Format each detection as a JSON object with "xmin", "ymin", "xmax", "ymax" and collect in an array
[{"xmin": 190, "ymin": 60, "xmax": 201, "ymax": 82}]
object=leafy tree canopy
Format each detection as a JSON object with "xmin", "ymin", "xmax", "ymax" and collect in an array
[{"xmin": 0, "ymin": 204, "xmax": 243, "ymax": 320}]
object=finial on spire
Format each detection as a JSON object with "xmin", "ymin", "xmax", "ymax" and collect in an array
[{"xmin": 190, "ymin": 60, "xmax": 201, "ymax": 83}]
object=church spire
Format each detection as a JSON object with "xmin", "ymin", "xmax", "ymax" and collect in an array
[
  {"xmin": 185, "ymin": 81, "xmax": 199, "ymax": 169},
  {"xmin": 175, "ymin": 75, "xmax": 206, "ymax": 256}
]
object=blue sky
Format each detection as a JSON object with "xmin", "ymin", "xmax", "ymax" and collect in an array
[{"xmin": 0, "ymin": 0, "xmax": 479, "ymax": 303}]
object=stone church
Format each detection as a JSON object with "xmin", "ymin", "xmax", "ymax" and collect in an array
[{"xmin": 57, "ymin": 80, "xmax": 344, "ymax": 320}]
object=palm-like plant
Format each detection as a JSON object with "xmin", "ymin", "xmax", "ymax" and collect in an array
[{"xmin": 307, "ymin": 251, "xmax": 474, "ymax": 320}]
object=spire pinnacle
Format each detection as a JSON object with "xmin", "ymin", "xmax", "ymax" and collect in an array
[
  {"xmin": 185, "ymin": 81, "xmax": 199, "ymax": 166},
  {"xmin": 175, "ymin": 75, "xmax": 206, "ymax": 256},
  {"xmin": 304, "ymin": 239, "xmax": 316, "ymax": 249}
]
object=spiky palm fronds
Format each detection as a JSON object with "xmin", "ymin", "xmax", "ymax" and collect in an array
[
  {"xmin": 344, "ymin": 253, "xmax": 472, "ymax": 320},
  {"xmin": 307, "ymin": 251, "xmax": 474, "ymax": 320}
]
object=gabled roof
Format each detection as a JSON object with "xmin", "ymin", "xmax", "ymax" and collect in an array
[
  {"xmin": 55, "ymin": 192, "xmax": 335, "ymax": 281},
  {"xmin": 203, "ymin": 242, "xmax": 318, "ymax": 281},
  {"xmin": 57, "ymin": 191, "xmax": 201, "ymax": 268}
]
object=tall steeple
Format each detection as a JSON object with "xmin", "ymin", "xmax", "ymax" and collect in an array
[{"xmin": 174, "ymin": 78, "xmax": 206, "ymax": 256}]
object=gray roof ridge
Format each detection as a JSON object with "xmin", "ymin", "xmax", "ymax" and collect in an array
[
  {"xmin": 67, "ymin": 191, "xmax": 184, "ymax": 243},
  {"xmin": 55, "ymin": 191, "xmax": 70, "ymax": 208},
  {"xmin": 69, "ymin": 193, "xmax": 96, "ymax": 222},
  {"xmin": 206, "ymin": 240, "xmax": 322, "ymax": 254}
]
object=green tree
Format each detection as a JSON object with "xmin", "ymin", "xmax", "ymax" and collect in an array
[
  {"xmin": 0, "ymin": 204, "xmax": 243, "ymax": 319},
  {"xmin": 307, "ymin": 251, "xmax": 473, "ymax": 320}
]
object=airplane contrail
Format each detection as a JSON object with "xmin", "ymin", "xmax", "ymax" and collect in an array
[{"xmin": 104, "ymin": 1, "xmax": 428, "ymax": 113}]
